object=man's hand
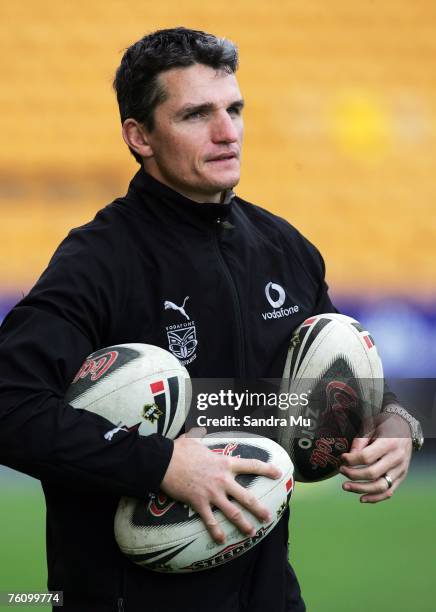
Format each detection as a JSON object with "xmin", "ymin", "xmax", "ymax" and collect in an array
[
  {"xmin": 339, "ymin": 413, "xmax": 413, "ymax": 503},
  {"xmin": 160, "ymin": 429, "xmax": 282, "ymax": 543}
]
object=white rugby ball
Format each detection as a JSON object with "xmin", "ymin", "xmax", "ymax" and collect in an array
[
  {"xmin": 278, "ymin": 313, "xmax": 384, "ymax": 482},
  {"xmin": 114, "ymin": 433, "xmax": 294, "ymax": 572},
  {"xmin": 65, "ymin": 343, "xmax": 190, "ymax": 440}
]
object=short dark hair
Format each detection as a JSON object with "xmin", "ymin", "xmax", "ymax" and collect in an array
[{"xmin": 113, "ymin": 27, "xmax": 239, "ymax": 164}]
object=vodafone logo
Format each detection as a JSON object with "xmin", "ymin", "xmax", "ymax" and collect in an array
[
  {"xmin": 265, "ymin": 282, "xmax": 286, "ymax": 308},
  {"xmin": 262, "ymin": 282, "xmax": 299, "ymax": 321}
]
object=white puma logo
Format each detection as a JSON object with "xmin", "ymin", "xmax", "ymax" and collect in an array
[
  {"xmin": 164, "ymin": 296, "xmax": 190, "ymax": 320},
  {"xmin": 104, "ymin": 422, "xmax": 128, "ymax": 441}
]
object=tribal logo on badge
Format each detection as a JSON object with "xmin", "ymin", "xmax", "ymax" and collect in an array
[
  {"xmin": 164, "ymin": 296, "xmax": 198, "ymax": 366},
  {"xmin": 167, "ymin": 326, "xmax": 197, "ymax": 360}
]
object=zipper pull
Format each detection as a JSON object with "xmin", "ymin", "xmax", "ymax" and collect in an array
[
  {"xmin": 216, "ymin": 217, "xmax": 235, "ymax": 230},
  {"xmin": 117, "ymin": 597, "xmax": 125, "ymax": 612}
]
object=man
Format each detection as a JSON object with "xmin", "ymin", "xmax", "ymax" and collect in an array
[{"xmin": 0, "ymin": 27, "xmax": 419, "ymax": 611}]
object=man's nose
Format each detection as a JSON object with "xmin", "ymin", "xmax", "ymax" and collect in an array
[{"xmin": 211, "ymin": 111, "xmax": 239, "ymax": 143}]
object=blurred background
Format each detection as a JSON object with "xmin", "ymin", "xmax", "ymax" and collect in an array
[{"xmin": 0, "ymin": 1, "xmax": 435, "ymax": 610}]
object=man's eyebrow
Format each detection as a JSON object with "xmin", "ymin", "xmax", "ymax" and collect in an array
[{"xmin": 175, "ymin": 99, "xmax": 245, "ymax": 118}]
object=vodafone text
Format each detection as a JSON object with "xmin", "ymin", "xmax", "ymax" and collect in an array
[
  {"xmin": 262, "ymin": 304, "xmax": 299, "ymax": 320},
  {"xmin": 196, "ymin": 390, "xmax": 309, "ymax": 411}
]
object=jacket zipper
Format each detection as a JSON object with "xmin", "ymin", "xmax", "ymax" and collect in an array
[
  {"xmin": 212, "ymin": 218, "xmax": 246, "ymax": 377},
  {"xmin": 118, "ymin": 554, "xmax": 126, "ymax": 612}
]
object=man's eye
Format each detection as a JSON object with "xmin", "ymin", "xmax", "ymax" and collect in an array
[
  {"xmin": 228, "ymin": 106, "xmax": 242, "ymax": 116},
  {"xmin": 185, "ymin": 111, "xmax": 205, "ymax": 120}
]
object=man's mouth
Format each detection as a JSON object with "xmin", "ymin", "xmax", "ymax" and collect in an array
[{"xmin": 207, "ymin": 153, "xmax": 238, "ymax": 163}]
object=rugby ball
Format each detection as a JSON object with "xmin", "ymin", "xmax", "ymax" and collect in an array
[
  {"xmin": 65, "ymin": 343, "xmax": 190, "ymax": 440},
  {"xmin": 114, "ymin": 433, "xmax": 294, "ymax": 572},
  {"xmin": 278, "ymin": 313, "xmax": 384, "ymax": 482}
]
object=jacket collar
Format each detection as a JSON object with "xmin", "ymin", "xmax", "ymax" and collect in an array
[{"xmin": 127, "ymin": 168, "xmax": 235, "ymax": 225}]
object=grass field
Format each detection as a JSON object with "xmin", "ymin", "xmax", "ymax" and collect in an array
[
  {"xmin": 0, "ymin": 464, "xmax": 435, "ymax": 612},
  {"xmin": 291, "ymin": 468, "xmax": 436, "ymax": 612}
]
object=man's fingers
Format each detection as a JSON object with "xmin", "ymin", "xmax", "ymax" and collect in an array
[
  {"xmin": 340, "ymin": 451, "xmax": 401, "ymax": 482},
  {"xmin": 226, "ymin": 479, "xmax": 272, "ymax": 524},
  {"xmin": 162, "ymin": 440, "xmax": 283, "ymax": 542},
  {"xmin": 195, "ymin": 503, "xmax": 225, "ymax": 544},
  {"xmin": 348, "ymin": 435, "xmax": 371, "ymax": 454},
  {"xmin": 359, "ymin": 491, "xmax": 393, "ymax": 503},
  {"xmin": 342, "ymin": 475, "xmax": 394, "ymax": 496},
  {"xmin": 342, "ymin": 466, "xmax": 403, "ymax": 496},
  {"xmin": 214, "ymin": 495, "xmax": 257, "ymax": 538},
  {"xmin": 230, "ymin": 457, "xmax": 282, "ymax": 480},
  {"xmin": 341, "ymin": 437, "xmax": 395, "ymax": 467},
  {"xmin": 196, "ymin": 488, "xmax": 268, "ymax": 544},
  {"xmin": 359, "ymin": 477, "xmax": 403, "ymax": 503}
]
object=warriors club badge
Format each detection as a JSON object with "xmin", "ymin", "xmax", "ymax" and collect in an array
[{"xmin": 164, "ymin": 296, "xmax": 198, "ymax": 366}]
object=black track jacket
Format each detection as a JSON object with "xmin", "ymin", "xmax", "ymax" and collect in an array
[{"xmin": 0, "ymin": 170, "xmax": 337, "ymax": 611}]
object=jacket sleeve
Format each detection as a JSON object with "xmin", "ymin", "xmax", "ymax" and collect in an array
[
  {"xmin": 0, "ymin": 223, "xmax": 173, "ymax": 498},
  {"xmin": 298, "ymin": 236, "xmax": 338, "ymax": 315}
]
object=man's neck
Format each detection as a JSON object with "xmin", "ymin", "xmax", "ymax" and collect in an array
[{"xmin": 141, "ymin": 166, "xmax": 230, "ymax": 204}]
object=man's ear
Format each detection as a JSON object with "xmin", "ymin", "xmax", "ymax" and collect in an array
[{"xmin": 122, "ymin": 119, "xmax": 154, "ymax": 160}]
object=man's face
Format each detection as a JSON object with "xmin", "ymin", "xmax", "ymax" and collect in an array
[{"xmin": 142, "ymin": 63, "xmax": 244, "ymax": 203}]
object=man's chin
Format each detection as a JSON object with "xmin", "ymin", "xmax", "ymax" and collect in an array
[{"xmin": 205, "ymin": 171, "xmax": 240, "ymax": 193}]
